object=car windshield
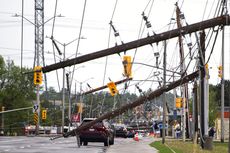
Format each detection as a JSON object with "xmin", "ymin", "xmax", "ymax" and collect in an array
[{"xmin": 114, "ymin": 124, "xmax": 126, "ymax": 130}]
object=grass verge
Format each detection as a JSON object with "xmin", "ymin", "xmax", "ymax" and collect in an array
[{"xmin": 150, "ymin": 140, "xmax": 228, "ymax": 153}]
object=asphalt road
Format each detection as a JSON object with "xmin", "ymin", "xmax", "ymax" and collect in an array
[{"xmin": 0, "ymin": 136, "xmax": 158, "ymax": 153}]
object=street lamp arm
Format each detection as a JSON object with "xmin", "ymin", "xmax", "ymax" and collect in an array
[
  {"xmin": 12, "ymin": 13, "xmax": 64, "ymax": 27},
  {"xmin": 12, "ymin": 14, "xmax": 35, "ymax": 26},
  {"xmin": 44, "ymin": 14, "xmax": 64, "ymax": 25}
]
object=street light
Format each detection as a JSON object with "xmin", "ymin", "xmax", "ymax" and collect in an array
[
  {"xmin": 66, "ymin": 66, "xmax": 85, "ymax": 131},
  {"xmin": 12, "ymin": 11, "xmax": 64, "ymax": 134},
  {"xmin": 47, "ymin": 36, "xmax": 86, "ymax": 133},
  {"xmin": 12, "ymin": 13, "xmax": 64, "ymax": 27},
  {"xmin": 75, "ymin": 77, "xmax": 94, "ymax": 123}
]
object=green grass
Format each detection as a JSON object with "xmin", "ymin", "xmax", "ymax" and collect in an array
[
  {"xmin": 150, "ymin": 140, "xmax": 228, "ymax": 153},
  {"xmin": 150, "ymin": 141, "xmax": 174, "ymax": 153}
]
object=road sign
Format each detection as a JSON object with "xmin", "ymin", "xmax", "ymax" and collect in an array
[
  {"xmin": 33, "ymin": 104, "xmax": 39, "ymax": 112},
  {"xmin": 34, "ymin": 112, "xmax": 38, "ymax": 125},
  {"xmin": 71, "ymin": 113, "xmax": 80, "ymax": 122}
]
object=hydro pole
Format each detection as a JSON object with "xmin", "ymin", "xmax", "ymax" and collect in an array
[
  {"xmin": 59, "ymin": 70, "xmax": 199, "ymax": 139},
  {"xmin": 34, "ymin": 0, "xmax": 44, "ymax": 135},
  {"xmin": 42, "ymin": 15, "xmax": 230, "ymax": 73}
]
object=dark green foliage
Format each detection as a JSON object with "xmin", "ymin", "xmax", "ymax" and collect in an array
[{"xmin": 0, "ymin": 56, "xmax": 36, "ymax": 135}]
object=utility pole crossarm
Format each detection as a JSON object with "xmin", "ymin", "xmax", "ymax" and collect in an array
[
  {"xmin": 42, "ymin": 15, "xmax": 230, "ymax": 73},
  {"xmin": 82, "ymin": 77, "xmax": 132, "ymax": 95}
]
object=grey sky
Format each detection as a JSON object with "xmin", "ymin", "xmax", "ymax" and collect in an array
[{"xmin": 0, "ymin": 0, "xmax": 229, "ymax": 94}]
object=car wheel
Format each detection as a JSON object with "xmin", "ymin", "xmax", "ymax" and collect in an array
[
  {"xmin": 83, "ymin": 141, "xmax": 88, "ymax": 146},
  {"xmin": 104, "ymin": 137, "xmax": 109, "ymax": 146}
]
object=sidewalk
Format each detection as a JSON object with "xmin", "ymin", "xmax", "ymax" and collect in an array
[{"xmin": 106, "ymin": 137, "xmax": 159, "ymax": 153}]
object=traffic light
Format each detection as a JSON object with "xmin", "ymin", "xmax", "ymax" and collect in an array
[
  {"xmin": 77, "ymin": 103, "xmax": 83, "ymax": 113},
  {"xmin": 122, "ymin": 56, "xmax": 132, "ymax": 77},
  {"xmin": 42, "ymin": 109, "xmax": 47, "ymax": 120},
  {"xmin": 218, "ymin": 65, "xmax": 222, "ymax": 78},
  {"xmin": 176, "ymin": 97, "xmax": 182, "ymax": 108},
  {"xmin": 33, "ymin": 66, "xmax": 43, "ymax": 85},
  {"xmin": 107, "ymin": 81, "xmax": 118, "ymax": 96},
  {"xmin": 205, "ymin": 64, "xmax": 209, "ymax": 79}
]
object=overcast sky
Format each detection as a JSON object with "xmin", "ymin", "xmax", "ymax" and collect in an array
[{"xmin": 0, "ymin": 0, "xmax": 229, "ymax": 95}]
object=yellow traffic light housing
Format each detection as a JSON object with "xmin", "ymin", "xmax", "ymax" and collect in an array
[
  {"xmin": 107, "ymin": 81, "xmax": 118, "ymax": 96},
  {"xmin": 34, "ymin": 66, "xmax": 43, "ymax": 85},
  {"xmin": 176, "ymin": 97, "xmax": 182, "ymax": 108},
  {"xmin": 218, "ymin": 65, "xmax": 222, "ymax": 78},
  {"xmin": 123, "ymin": 56, "xmax": 132, "ymax": 77},
  {"xmin": 77, "ymin": 103, "xmax": 83, "ymax": 113},
  {"xmin": 42, "ymin": 109, "xmax": 47, "ymax": 120}
]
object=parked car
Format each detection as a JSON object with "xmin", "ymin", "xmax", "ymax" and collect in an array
[
  {"xmin": 78, "ymin": 118, "xmax": 115, "ymax": 146},
  {"xmin": 127, "ymin": 128, "xmax": 135, "ymax": 138},
  {"xmin": 113, "ymin": 124, "xmax": 128, "ymax": 138}
]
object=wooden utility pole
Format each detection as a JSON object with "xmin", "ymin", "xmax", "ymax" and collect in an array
[
  {"xmin": 42, "ymin": 16, "xmax": 230, "ymax": 73},
  {"xmin": 56, "ymin": 71, "xmax": 199, "ymax": 139},
  {"xmin": 193, "ymin": 81, "xmax": 198, "ymax": 144},
  {"xmin": 199, "ymin": 30, "xmax": 206, "ymax": 148},
  {"xmin": 176, "ymin": 4, "xmax": 189, "ymax": 141},
  {"xmin": 82, "ymin": 78, "xmax": 132, "ymax": 95}
]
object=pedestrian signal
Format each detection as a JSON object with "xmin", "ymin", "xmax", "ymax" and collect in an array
[
  {"xmin": 107, "ymin": 81, "xmax": 118, "ymax": 96},
  {"xmin": 123, "ymin": 56, "xmax": 132, "ymax": 77},
  {"xmin": 34, "ymin": 66, "xmax": 42, "ymax": 85}
]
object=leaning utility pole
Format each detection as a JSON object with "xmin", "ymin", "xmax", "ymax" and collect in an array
[
  {"xmin": 176, "ymin": 4, "xmax": 188, "ymax": 141},
  {"xmin": 56, "ymin": 71, "xmax": 199, "ymax": 139},
  {"xmin": 82, "ymin": 78, "xmax": 132, "ymax": 96},
  {"xmin": 42, "ymin": 15, "xmax": 230, "ymax": 73},
  {"xmin": 34, "ymin": 0, "xmax": 44, "ymax": 135}
]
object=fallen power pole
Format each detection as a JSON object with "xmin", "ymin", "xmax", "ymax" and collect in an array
[
  {"xmin": 82, "ymin": 77, "xmax": 132, "ymax": 95},
  {"xmin": 54, "ymin": 70, "xmax": 199, "ymax": 139},
  {"xmin": 43, "ymin": 15, "xmax": 230, "ymax": 73}
]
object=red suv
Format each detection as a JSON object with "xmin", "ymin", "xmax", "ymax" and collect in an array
[{"xmin": 79, "ymin": 118, "xmax": 115, "ymax": 146}]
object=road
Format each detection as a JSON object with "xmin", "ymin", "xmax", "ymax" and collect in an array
[{"xmin": 0, "ymin": 136, "xmax": 158, "ymax": 153}]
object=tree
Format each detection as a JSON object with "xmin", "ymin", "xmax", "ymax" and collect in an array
[
  {"xmin": 209, "ymin": 84, "xmax": 219, "ymax": 126},
  {"xmin": 216, "ymin": 80, "xmax": 230, "ymax": 106},
  {"xmin": 0, "ymin": 56, "xmax": 36, "ymax": 135}
]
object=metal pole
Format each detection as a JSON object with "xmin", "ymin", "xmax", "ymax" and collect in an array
[
  {"xmin": 162, "ymin": 40, "xmax": 166, "ymax": 144},
  {"xmin": 80, "ymin": 82, "xmax": 83, "ymax": 123},
  {"xmin": 68, "ymin": 75, "xmax": 71, "ymax": 132},
  {"xmin": 21, "ymin": 0, "xmax": 24, "ymax": 72},
  {"xmin": 221, "ymin": 26, "xmax": 225, "ymax": 143},
  {"xmin": 62, "ymin": 44, "xmax": 66, "ymax": 133},
  {"xmin": 1, "ymin": 106, "xmax": 4, "ymax": 135}
]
